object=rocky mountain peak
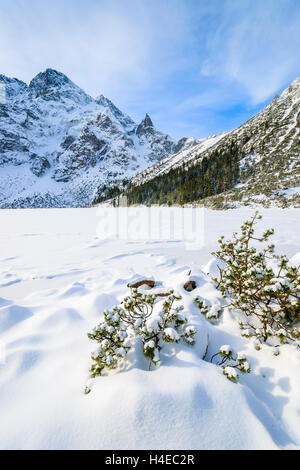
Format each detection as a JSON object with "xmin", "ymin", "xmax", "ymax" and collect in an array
[
  {"xmin": 96, "ymin": 94, "xmax": 135, "ymax": 128},
  {"xmin": 279, "ymin": 74, "xmax": 300, "ymax": 102},
  {"xmin": 29, "ymin": 69, "xmax": 70, "ymax": 95},
  {"xmin": 136, "ymin": 113, "xmax": 154, "ymax": 137},
  {"xmin": 96, "ymin": 94, "xmax": 109, "ymax": 106},
  {"xmin": 288, "ymin": 74, "xmax": 300, "ymax": 91},
  {"xmin": 0, "ymin": 68, "xmax": 180, "ymax": 208},
  {"xmin": 28, "ymin": 68, "xmax": 92, "ymax": 105}
]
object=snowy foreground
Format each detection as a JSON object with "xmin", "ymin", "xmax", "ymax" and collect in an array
[{"xmin": 0, "ymin": 207, "xmax": 299, "ymax": 450}]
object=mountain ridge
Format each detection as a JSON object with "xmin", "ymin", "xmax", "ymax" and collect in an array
[
  {"xmin": 109, "ymin": 74, "xmax": 300, "ymax": 209},
  {"xmin": 0, "ymin": 68, "xmax": 195, "ymax": 208},
  {"xmin": 1, "ymin": 69, "xmax": 300, "ymax": 209}
]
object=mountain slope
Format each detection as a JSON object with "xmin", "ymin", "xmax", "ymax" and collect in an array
[
  {"xmin": 0, "ymin": 69, "xmax": 189, "ymax": 208},
  {"xmin": 116, "ymin": 75, "xmax": 300, "ymax": 208}
]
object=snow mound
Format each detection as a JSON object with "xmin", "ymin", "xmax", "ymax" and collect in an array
[{"xmin": 0, "ymin": 207, "xmax": 299, "ymax": 449}]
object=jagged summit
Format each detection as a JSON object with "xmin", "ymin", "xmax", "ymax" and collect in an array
[
  {"xmin": 136, "ymin": 113, "xmax": 155, "ymax": 137},
  {"xmin": 96, "ymin": 94, "xmax": 111, "ymax": 105},
  {"xmin": 29, "ymin": 69, "xmax": 71, "ymax": 96},
  {"xmin": 143, "ymin": 113, "xmax": 154, "ymax": 128},
  {"xmin": 28, "ymin": 68, "xmax": 93, "ymax": 105},
  {"xmin": 0, "ymin": 75, "xmax": 28, "ymax": 102},
  {"xmin": 0, "ymin": 74, "xmax": 27, "ymax": 87},
  {"xmin": 96, "ymin": 94, "xmax": 135, "ymax": 128},
  {"xmin": 30, "ymin": 68, "xmax": 69, "ymax": 86},
  {"xmin": 287, "ymin": 73, "xmax": 300, "ymax": 90},
  {"xmin": 4, "ymin": 68, "xmax": 298, "ymax": 210}
]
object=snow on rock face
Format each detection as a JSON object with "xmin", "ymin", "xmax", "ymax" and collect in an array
[
  {"xmin": 0, "ymin": 69, "xmax": 182, "ymax": 208},
  {"xmin": 30, "ymin": 156, "xmax": 51, "ymax": 177},
  {"xmin": 136, "ymin": 113, "xmax": 154, "ymax": 136},
  {"xmin": 0, "ymin": 75, "xmax": 28, "ymax": 103},
  {"xmin": 28, "ymin": 69, "xmax": 93, "ymax": 106}
]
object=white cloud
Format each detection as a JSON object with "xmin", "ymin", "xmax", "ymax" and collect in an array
[
  {"xmin": 0, "ymin": 0, "xmax": 299, "ymax": 137},
  {"xmin": 0, "ymin": 0, "xmax": 192, "ymax": 98}
]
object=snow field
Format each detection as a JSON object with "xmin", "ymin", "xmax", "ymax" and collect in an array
[{"xmin": 0, "ymin": 207, "xmax": 299, "ymax": 449}]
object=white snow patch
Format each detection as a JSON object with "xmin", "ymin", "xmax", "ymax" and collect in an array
[{"xmin": 0, "ymin": 207, "xmax": 299, "ymax": 449}]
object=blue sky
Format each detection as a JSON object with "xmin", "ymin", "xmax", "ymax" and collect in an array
[{"xmin": 1, "ymin": 0, "xmax": 300, "ymax": 138}]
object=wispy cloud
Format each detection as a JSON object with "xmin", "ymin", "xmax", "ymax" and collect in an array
[
  {"xmin": 0, "ymin": 0, "xmax": 191, "ymax": 96},
  {"xmin": 200, "ymin": 0, "xmax": 300, "ymax": 104}
]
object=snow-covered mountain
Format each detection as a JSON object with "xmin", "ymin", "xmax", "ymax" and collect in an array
[
  {"xmin": 2, "ymin": 68, "xmax": 299, "ymax": 209},
  {"xmin": 120, "ymin": 74, "xmax": 300, "ymax": 208},
  {"xmin": 0, "ymin": 69, "xmax": 193, "ymax": 208}
]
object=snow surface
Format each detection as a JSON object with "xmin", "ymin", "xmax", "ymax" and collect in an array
[
  {"xmin": 0, "ymin": 207, "xmax": 299, "ymax": 450},
  {"xmin": 0, "ymin": 69, "xmax": 180, "ymax": 208}
]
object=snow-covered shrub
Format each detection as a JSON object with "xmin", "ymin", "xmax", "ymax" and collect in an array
[
  {"xmin": 211, "ymin": 345, "xmax": 251, "ymax": 383},
  {"xmin": 212, "ymin": 212, "xmax": 300, "ymax": 345},
  {"xmin": 86, "ymin": 289, "xmax": 196, "ymax": 391},
  {"xmin": 194, "ymin": 297, "xmax": 222, "ymax": 321}
]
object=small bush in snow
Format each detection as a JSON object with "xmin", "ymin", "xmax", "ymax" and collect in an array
[
  {"xmin": 86, "ymin": 289, "xmax": 196, "ymax": 390},
  {"xmin": 212, "ymin": 212, "xmax": 300, "ymax": 346},
  {"xmin": 194, "ymin": 297, "xmax": 222, "ymax": 321},
  {"xmin": 211, "ymin": 345, "xmax": 251, "ymax": 383}
]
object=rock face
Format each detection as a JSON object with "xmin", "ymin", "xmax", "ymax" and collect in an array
[
  {"xmin": 0, "ymin": 69, "xmax": 183, "ymax": 208},
  {"xmin": 136, "ymin": 114, "xmax": 154, "ymax": 136},
  {"xmin": 30, "ymin": 156, "xmax": 51, "ymax": 177}
]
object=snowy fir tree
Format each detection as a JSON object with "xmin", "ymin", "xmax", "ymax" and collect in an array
[{"xmin": 212, "ymin": 212, "xmax": 300, "ymax": 346}]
